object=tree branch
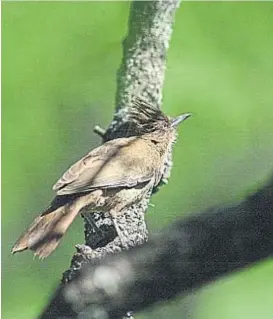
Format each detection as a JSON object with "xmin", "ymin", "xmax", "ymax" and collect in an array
[
  {"xmin": 40, "ymin": 175, "xmax": 273, "ymax": 319},
  {"xmin": 106, "ymin": 0, "xmax": 181, "ymax": 140},
  {"xmin": 62, "ymin": 0, "xmax": 181, "ymax": 284}
]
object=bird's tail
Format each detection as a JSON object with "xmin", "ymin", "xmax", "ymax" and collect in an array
[{"xmin": 11, "ymin": 203, "xmax": 79, "ymax": 259}]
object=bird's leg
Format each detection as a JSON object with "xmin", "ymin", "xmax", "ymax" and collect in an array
[
  {"xmin": 108, "ymin": 181, "xmax": 155, "ymax": 248},
  {"xmin": 110, "ymin": 214, "xmax": 128, "ymax": 248},
  {"xmin": 81, "ymin": 211, "xmax": 103, "ymax": 237}
]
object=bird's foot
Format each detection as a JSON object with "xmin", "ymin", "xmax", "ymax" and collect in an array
[
  {"xmin": 111, "ymin": 216, "xmax": 129, "ymax": 249},
  {"xmin": 117, "ymin": 232, "xmax": 129, "ymax": 249}
]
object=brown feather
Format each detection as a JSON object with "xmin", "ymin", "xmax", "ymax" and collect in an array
[
  {"xmin": 12, "ymin": 205, "xmax": 79, "ymax": 259},
  {"xmin": 53, "ymin": 137, "xmax": 158, "ymax": 195}
]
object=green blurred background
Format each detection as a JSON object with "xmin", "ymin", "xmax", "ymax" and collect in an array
[{"xmin": 2, "ymin": 2, "xmax": 273, "ymax": 319}]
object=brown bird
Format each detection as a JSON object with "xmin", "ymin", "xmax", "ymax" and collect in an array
[{"xmin": 12, "ymin": 98, "xmax": 191, "ymax": 258}]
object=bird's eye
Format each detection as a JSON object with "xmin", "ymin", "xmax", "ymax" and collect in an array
[{"xmin": 151, "ymin": 139, "xmax": 159, "ymax": 145}]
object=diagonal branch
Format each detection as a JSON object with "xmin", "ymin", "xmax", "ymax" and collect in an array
[{"xmin": 40, "ymin": 175, "xmax": 273, "ymax": 319}]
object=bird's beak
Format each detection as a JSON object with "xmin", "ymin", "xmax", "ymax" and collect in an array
[{"xmin": 171, "ymin": 113, "xmax": 192, "ymax": 127}]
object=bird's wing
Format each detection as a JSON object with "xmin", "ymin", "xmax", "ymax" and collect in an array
[{"xmin": 53, "ymin": 137, "xmax": 156, "ymax": 195}]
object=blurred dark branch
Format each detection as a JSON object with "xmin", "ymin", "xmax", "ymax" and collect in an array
[
  {"xmin": 63, "ymin": 0, "xmax": 181, "ymax": 283},
  {"xmin": 40, "ymin": 176, "xmax": 273, "ymax": 319}
]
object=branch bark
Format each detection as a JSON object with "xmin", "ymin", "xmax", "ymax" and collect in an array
[
  {"xmin": 40, "ymin": 175, "xmax": 273, "ymax": 319},
  {"xmin": 62, "ymin": 0, "xmax": 181, "ymax": 285}
]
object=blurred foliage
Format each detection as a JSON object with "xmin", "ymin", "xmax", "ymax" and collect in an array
[{"xmin": 2, "ymin": 2, "xmax": 273, "ymax": 319}]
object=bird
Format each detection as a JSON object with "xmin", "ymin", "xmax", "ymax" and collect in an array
[{"xmin": 11, "ymin": 98, "xmax": 191, "ymax": 259}]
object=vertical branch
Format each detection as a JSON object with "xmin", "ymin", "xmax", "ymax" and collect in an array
[
  {"xmin": 107, "ymin": 0, "xmax": 181, "ymax": 140},
  {"xmin": 62, "ymin": 0, "xmax": 181, "ymax": 285}
]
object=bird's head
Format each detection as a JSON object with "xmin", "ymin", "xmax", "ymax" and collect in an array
[{"xmin": 128, "ymin": 97, "xmax": 191, "ymax": 144}]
